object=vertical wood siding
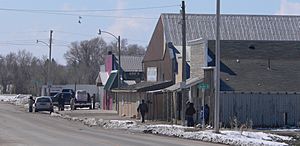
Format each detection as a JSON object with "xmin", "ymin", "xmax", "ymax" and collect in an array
[{"xmin": 220, "ymin": 93, "xmax": 300, "ymax": 127}]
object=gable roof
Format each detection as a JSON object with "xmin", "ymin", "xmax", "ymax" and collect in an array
[
  {"xmin": 120, "ymin": 56, "xmax": 143, "ymax": 72},
  {"xmin": 161, "ymin": 13, "xmax": 300, "ymax": 45},
  {"xmin": 208, "ymin": 40, "xmax": 300, "ymax": 92}
]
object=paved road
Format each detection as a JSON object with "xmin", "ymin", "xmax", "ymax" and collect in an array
[{"xmin": 0, "ymin": 103, "xmax": 223, "ymax": 146}]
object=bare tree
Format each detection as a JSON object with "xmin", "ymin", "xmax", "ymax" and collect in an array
[{"xmin": 64, "ymin": 37, "xmax": 108, "ymax": 84}]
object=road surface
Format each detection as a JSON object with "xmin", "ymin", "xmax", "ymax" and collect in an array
[{"xmin": 0, "ymin": 103, "xmax": 223, "ymax": 146}]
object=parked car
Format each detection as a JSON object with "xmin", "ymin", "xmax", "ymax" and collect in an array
[
  {"xmin": 62, "ymin": 89, "xmax": 75, "ymax": 95},
  {"xmin": 34, "ymin": 96, "xmax": 54, "ymax": 113},
  {"xmin": 70, "ymin": 90, "xmax": 92, "ymax": 110},
  {"xmin": 52, "ymin": 92, "xmax": 74, "ymax": 106}
]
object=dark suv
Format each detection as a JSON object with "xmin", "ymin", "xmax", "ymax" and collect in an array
[{"xmin": 52, "ymin": 92, "xmax": 74, "ymax": 106}]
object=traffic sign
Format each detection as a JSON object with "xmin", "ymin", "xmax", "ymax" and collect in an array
[{"xmin": 197, "ymin": 83, "xmax": 209, "ymax": 89}]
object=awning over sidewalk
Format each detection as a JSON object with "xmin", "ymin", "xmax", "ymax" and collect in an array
[
  {"xmin": 104, "ymin": 71, "xmax": 118, "ymax": 90},
  {"xmin": 111, "ymin": 80, "xmax": 173, "ymax": 93},
  {"xmin": 164, "ymin": 76, "xmax": 203, "ymax": 92}
]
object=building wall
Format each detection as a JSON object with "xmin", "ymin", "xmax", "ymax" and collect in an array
[
  {"xmin": 117, "ymin": 91, "xmax": 166, "ymax": 121},
  {"xmin": 143, "ymin": 17, "xmax": 174, "ymax": 82},
  {"xmin": 189, "ymin": 40, "xmax": 206, "ymax": 78},
  {"xmin": 220, "ymin": 92, "xmax": 300, "ymax": 127},
  {"xmin": 143, "ymin": 58, "xmax": 173, "ymax": 82}
]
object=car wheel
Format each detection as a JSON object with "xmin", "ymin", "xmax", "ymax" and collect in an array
[
  {"xmin": 34, "ymin": 109, "xmax": 38, "ymax": 112},
  {"xmin": 89, "ymin": 105, "xmax": 92, "ymax": 110}
]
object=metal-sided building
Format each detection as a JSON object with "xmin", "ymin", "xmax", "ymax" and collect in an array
[{"xmin": 143, "ymin": 13, "xmax": 300, "ymax": 127}]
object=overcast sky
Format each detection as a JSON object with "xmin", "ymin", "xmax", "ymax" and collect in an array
[{"xmin": 0, "ymin": 0, "xmax": 299, "ymax": 64}]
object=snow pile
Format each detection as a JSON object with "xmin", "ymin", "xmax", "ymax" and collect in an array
[
  {"xmin": 0, "ymin": 94, "xmax": 30, "ymax": 108},
  {"xmin": 103, "ymin": 120, "xmax": 137, "ymax": 129},
  {"xmin": 82, "ymin": 118, "xmax": 98, "ymax": 126},
  {"xmin": 0, "ymin": 94, "xmax": 294, "ymax": 146},
  {"xmin": 0, "ymin": 95, "xmax": 17, "ymax": 102},
  {"xmin": 104, "ymin": 121, "xmax": 291, "ymax": 146},
  {"xmin": 50, "ymin": 112, "xmax": 102, "ymax": 127},
  {"xmin": 50, "ymin": 112, "xmax": 63, "ymax": 117},
  {"xmin": 48, "ymin": 112, "xmax": 292, "ymax": 146},
  {"xmin": 272, "ymin": 128, "xmax": 300, "ymax": 132}
]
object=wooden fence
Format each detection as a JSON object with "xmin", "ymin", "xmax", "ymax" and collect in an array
[{"xmin": 220, "ymin": 92, "xmax": 300, "ymax": 127}]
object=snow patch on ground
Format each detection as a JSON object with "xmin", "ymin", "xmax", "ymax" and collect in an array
[
  {"xmin": 0, "ymin": 94, "xmax": 30, "ymax": 108},
  {"xmin": 271, "ymin": 128, "xmax": 300, "ymax": 132},
  {"xmin": 48, "ymin": 112, "xmax": 293, "ymax": 146},
  {"xmin": 105, "ymin": 122, "xmax": 291, "ymax": 146}
]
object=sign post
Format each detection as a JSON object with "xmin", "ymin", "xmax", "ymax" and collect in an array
[{"xmin": 197, "ymin": 83, "xmax": 209, "ymax": 129}]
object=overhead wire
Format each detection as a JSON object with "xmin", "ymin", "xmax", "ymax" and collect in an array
[
  {"xmin": 0, "ymin": 5, "xmax": 180, "ymax": 12},
  {"xmin": 0, "ymin": 4, "xmax": 180, "ymax": 20}
]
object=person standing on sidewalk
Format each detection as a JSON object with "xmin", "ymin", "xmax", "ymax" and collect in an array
[
  {"xmin": 28, "ymin": 96, "xmax": 35, "ymax": 112},
  {"xmin": 185, "ymin": 102, "xmax": 196, "ymax": 127},
  {"xmin": 91, "ymin": 94, "xmax": 96, "ymax": 109},
  {"xmin": 58, "ymin": 94, "xmax": 65, "ymax": 111},
  {"xmin": 137, "ymin": 99, "xmax": 148, "ymax": 123}
]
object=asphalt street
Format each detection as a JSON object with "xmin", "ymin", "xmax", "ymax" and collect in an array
[{"xmin": 0, "ymin": 103, "xmax": 223, "ymax": 146}]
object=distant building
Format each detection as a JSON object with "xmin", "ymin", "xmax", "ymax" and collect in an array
[{"xmin": 96, "ymin": 53, "xmax": 144, "ymax": 110}]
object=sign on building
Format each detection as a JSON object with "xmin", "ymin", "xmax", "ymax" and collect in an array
[{"xmin": 147, "ymin": 67, "xmax": 157, "ymax": 81}]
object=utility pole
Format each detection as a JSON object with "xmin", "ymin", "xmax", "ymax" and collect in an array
[
  {"xmin": 214, "ymin": 0, "xmax": 221, "ymax": 133},
  {"xmin": 118, "ymin": 36, "xmax": 121, "ymax": 89},
  {"xmin": 181, "ymin": 0, "xmax": 187, "ymax": 126},
  {"xmin": 117, "ymin": 35, "xmax": 121, "ymax": 112},
  {"xmin": 47, "ymin": 30, "xmax": 53, "ymax": 96}
]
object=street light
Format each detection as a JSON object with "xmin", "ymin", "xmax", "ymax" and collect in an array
[
  {"xmin": 98, "ymin": 29, "xmax": 121, "ymax": 89},
  {"xmin": 37, "ymin": 30, "xmax": 53, "ymax": 96}
]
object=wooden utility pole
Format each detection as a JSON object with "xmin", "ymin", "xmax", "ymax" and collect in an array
[
  {"xmin": 181, "ymin": 0, "xmax": 187, "ymax": 125},
  {"xmin": 214, "ymin": 0, "xmax": 221, "ymax": 133},
  {"xmin": 47, "ymin": 30, "xmax": 53, "ymax": 96}
]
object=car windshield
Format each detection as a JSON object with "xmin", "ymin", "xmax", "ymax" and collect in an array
[{"xmin": 36, "ymin": 98, "xmax": 51, "ymax": 102}]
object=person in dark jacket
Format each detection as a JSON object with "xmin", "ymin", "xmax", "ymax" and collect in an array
[
  {"xmin": 28, "ymin": 96, "xmax": 35, "ymax": 112},
  {"xmin": 185, "ymin": 102, "xmax": 196, "ymax": 127},
  {"xmin": 137, "ymin": 99, "xmax": 148, "ymax": 123},
  {"xmin": 204, "ymin": 104, "xmax": 209, "ymax": 125},
  {"xmin": 91, "ymin": 94, "xmax": 96, "ymax": 109},
  {"xmin": 58, "ymin": 94, "xmax": 65, "ymax": 111}
]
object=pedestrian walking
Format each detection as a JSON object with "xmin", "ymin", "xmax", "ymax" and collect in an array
[
  {"xmin": 137, "ymin": 99, "xmax": 148, "ymax": 123},
  {"xmin": 91, "ymin": 94, "xmax": 96, "ymax": 109},
  {"xmin": 28, "ymin": 96, "xmax": 35, "ymax": 112},
  {"xmin": 185, "ymin": 102, "xmax": 196, "ymax": 127}
]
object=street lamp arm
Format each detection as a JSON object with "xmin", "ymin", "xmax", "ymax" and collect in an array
[
  {"xmin": 36, "ymin": 40, "xmax": 50, "ymax": 48},
  {"xmin": 98, "ymin": 29, "xmax": 118, "ymax": 40}
]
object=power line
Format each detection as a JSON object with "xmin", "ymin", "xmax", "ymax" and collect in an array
[
  {"xmin": 0, "ymin": 5, "xmax": 180, "ymax": 20},
  {"xmin": 1, "ymin": 9, "xmax": 157, "ymax": 19},
  {"xmin": 0, "ymin": 5, "xmax": 179, "ymax": 13}
]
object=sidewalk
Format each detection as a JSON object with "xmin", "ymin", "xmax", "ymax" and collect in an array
[
  {"xmin": 57, "ymin": 108, "xmax": 171, "ymax": 125},
  {"xmin": 58, "ymin": 109, "xmax": 131, "ymax": 121}
]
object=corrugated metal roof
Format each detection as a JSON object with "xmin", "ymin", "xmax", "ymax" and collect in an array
[
  {"xmin": 120, "ymin": 56, "xmax": 143, "ymax": 72},
  {"xmin": 161, "ymin": 13, "xmax": 300, "ymax": 45}
]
